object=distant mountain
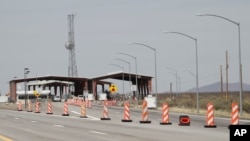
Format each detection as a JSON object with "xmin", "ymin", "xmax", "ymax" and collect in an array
[{"xmin": 187, "ymin": 82, "xmax": 250, "ymax": 93}]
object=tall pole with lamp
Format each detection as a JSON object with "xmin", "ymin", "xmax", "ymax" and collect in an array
[
  {"xmin": 197, "ymin": 13, "xmax": 243, "ymax": 116},
  {"xmin": 129, "ymin": 43, "xmax": 158, "ymax": 108},
  {"xmin": 114, "ymin": 58, "xmax": 132, "ymax": 104},
  {"xmin": 24, "ymin": 68, "xmax": 30, "ymax": 108},
  {"xmin": 116, "ymin": 52, "xmax": 138, "ymax": 107},
  {"xmin": 164, "ymin": 31, "xmax": 199, "ymax": 113}
]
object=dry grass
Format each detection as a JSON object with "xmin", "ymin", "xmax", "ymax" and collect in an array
[
  {"xmin": 168, "ymin": 106, "xmax": 250, "ymax": 119},
  {"xmin": 157, "ymin": 92, "xmax": 250, "ymax": 120}
]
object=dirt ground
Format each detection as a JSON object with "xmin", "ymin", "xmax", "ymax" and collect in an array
[{"xmin": 0, "ymin": 103, "xmax": 18, "ymax": 110}]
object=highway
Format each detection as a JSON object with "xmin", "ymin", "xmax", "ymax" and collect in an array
[{"xmin": 0, "ymin": 101, "xmax": 243, "ymax": 141}]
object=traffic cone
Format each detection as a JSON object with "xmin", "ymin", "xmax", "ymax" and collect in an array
[
  {"xmin": 17, "ymin": 101, "xmax": 22, "ymax": 111},
  {"xmin": 231, "ymin": 102, "xmax": 239, "ymax": 125},
  {"xmin": 80, "ymin": 102, "xmax": 88, "ymax": 118},
  {"xmin": 34, "ymin": 101, "xmax": 40, "ymax": 113},
  {"xmin": 121, "ymin": 101, "xmax": 132, "ymax": 122},
  {"xmin": 139, "ymin": 100, "xmax": 151, "ymax": 123},
  {"xmin": 27, "ymin": 101, "xmax": 33, "ymax": 112},
  {"xmin": 204, "ymin": 102, "xmax": 217, "ymax": 128},
  {"xmin": 100, "ymin": 100, "xmax": 111, "ymax": 120},
  {"xmin": 46, "ymin": 101, "xmax": 53, "ymax": 114},
  {"xmin": 62, "ymin": 102, "xmax": 70, "ymax": 116},
  {"xmin": 160, "ymin": 103, "xmax": 172, "ymax": 125}
]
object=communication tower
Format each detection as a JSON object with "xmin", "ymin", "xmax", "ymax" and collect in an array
[{"xmin": 65, "ymin": 14, "xmax": 78, "ymax": 77}]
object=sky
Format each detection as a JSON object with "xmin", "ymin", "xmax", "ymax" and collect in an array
[{"xmin": 1, "ymin": 0, "xmax": 250, "ymax": 95}]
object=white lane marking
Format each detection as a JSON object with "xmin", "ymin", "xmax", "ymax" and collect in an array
[
  {"xmin": 14, "ymin": 117, "xmax": 19, "ymax": 119},
  {"xmin": 31, "ymin": 120, "xmax": 37, "ymax": 123},
  {"xmin": 71, "ymin": 111, "xmax": 100, "ymax": 120},
  {"xmin": 71, "ymin": 111, "xmax": 80, "ymax": 114},
  {"xmin": 90, "ymin": 130, "xmax": 106, "ymax": 135},
  {"xmin": 54, "ymin": 125, "xmax": 64, "ymax": 128}
]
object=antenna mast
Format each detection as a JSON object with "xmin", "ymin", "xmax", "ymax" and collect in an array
[{"xmin": 65, "ymin": 14, "xmax": 78, "ymax": 77}]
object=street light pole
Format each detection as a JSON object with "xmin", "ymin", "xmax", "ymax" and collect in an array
[
  {"xmin": 129, "ymin": 43, "xmax": 158, "ymax": 107},
  {"xmin": 24, "ymin": 68, "xmax": 30, "ymax": 108},
  {"xmin": 108, "ymin": 64, "xmax": 124, "ymax": 96},
  {"xmin": 114, "ymin": 58, "xmax": 132, "ymax": 103},
  {"xmin": 197, "ymin": 13, "xmax": 243, "ymax": 116},
  {"xmin": 116, "ymin": 52, "xmax": 138, "ymax": 107},
  {"xmin": 164, "ymin": 31, "xmax": 199, "ymax": 113}
]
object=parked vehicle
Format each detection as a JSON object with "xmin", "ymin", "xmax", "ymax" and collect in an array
[{"xmin": 53, "ymin": 95, "xmax": 61, "ymax": 102}]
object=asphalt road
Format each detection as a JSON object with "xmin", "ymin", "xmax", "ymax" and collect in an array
[{"xmin": 1, "ymin": 101, "xmax": 248, "ymax": 141}]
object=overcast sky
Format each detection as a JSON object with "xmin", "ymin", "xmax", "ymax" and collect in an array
[{"xmin": 1, "ymin": 0, "xmax": 250, "ymax": 95}]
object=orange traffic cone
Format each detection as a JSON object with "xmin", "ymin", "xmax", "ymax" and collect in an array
[
  {"xmin": 80, "ymin": 101, "xmax": 88, "ymax": 118},
  {"xmin": 46, "ymin": 101, "xmax": 53, "ymax": 114},
  {"xmin": 100, "ymin": 100, "xmax": 111, "ymax": 120},
  {"xmin": 62, "ymin": 102, "xmax": 70, "ymax": 116},
  {"xmin": 204, "ymin": 102, "xmax": 216, "ymax": 128},
  {"xmin": 160, "ymin": 103, "xmax": 172, "ymax": 125},
  {"xmin": 122, "ymin": 101, "xmax": 132, "ymax": 122},
  {"xmin": 139, "ymin": 100, "xmax": 151, "ymax": 123}
]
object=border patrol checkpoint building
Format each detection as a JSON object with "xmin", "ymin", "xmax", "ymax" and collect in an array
[{"xmin": 9, "ymin": 72, "xmax": 153, "ymax": 103}]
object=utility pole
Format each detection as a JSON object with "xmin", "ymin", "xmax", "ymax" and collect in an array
[
  {"xmin": 170, "ymin": 82, "xmax": 172, "ymax": 100},
  {"xmin": 220, "ymin": 65, "xmax": 223, "ymax": 98},
  {"xmin": 226, "ymin": 50, "xmax": 229, "ymax": 101}
]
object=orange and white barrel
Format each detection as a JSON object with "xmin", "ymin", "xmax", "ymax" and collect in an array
[
  {"xmin": 231, "ymin": 102, "xmax": 239, "ymax": 125},
  {"xmin": 204, "ymin": 102, "xmax": 216, "ymax": 128},
  {"xmin": 100, "ymin": 100, "xmax": 110, "ymax": 120},
  {"xmin": 139, "ymin": 100, "xmax": 151, "ymax": 123},
  {"xmin": 46, "ymin": 101, "xmax": 53, "ymax": 114},
  {"xmin": 80, "ymin": 102, "xmax": 87, "ymax": 118},
  {"xmin": 17, "ymin": 101, "xmax": 22, "ymax": 111},
  {"xmin": 34, "ymin": 101, "xmax": 40, "ymax": 113},
  {"xmin": 62, "ymin": 102, "xmax": 70, "ymax": 116},
  {"xmin": 27, "ymin": 101, "xmax": 32, "ymax": 112},
  {"xmin": 122, "ymin": 101, "xmax": 132, "ymax": 122},
  {"xmin": 160, "ymin": 103, "xmax": 172, "ymax": 125}
]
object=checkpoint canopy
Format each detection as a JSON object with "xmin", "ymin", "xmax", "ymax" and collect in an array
[{"xmin": 9, "ymin": 72, "xmax": 153, "ymax": 102}]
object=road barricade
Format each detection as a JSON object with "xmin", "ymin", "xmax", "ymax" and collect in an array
[
  {"xmin": 27, "ymin": 101, "xmax": 32, "ymax": 112},
  {"xmin": 204, "ymin": 102, "xmax": 216, "ymax": 128},
  {"xmin": 62, "ymin": 102, "xmax": 70, "ymax": 116},
  {"xmin": 160, "ymin": 103, "xmax": 172, "ymax": 125},
  {"xmin": 80, "ymin": 102, "xmax": 88, "ymax": 118},
  {"xmin": 100, "ymin": 100, "xmax": 111, "ymax": 120},
  {"xmin": 231, "ymin": 102, "xmax": 239, "ymax": 125},
  {"xmin": 17, "ymin": 101, "xmax": 22, "ymax": 111},
  {"xmin": 139, "ymin": 100, "xmax": 151, "ymax": 124},
  {"xmin": 121, "ymin": 101, "xmax": 132, "ymax": 122},
  {"xmin": 46, "ymin": 101, "xmax": 53, "ymax": 114},
  {"xmin": 34, "ymin": 101, "xmax": 40, "ymax": 113}
]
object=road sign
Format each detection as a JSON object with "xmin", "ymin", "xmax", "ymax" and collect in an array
[
  {"xmin": 109, "ymin": 84, "xmax": 118, "ymax": 93},
  {"xmin": 33, "ymin": 90, "xmax": 40, "ymax": 97}
]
